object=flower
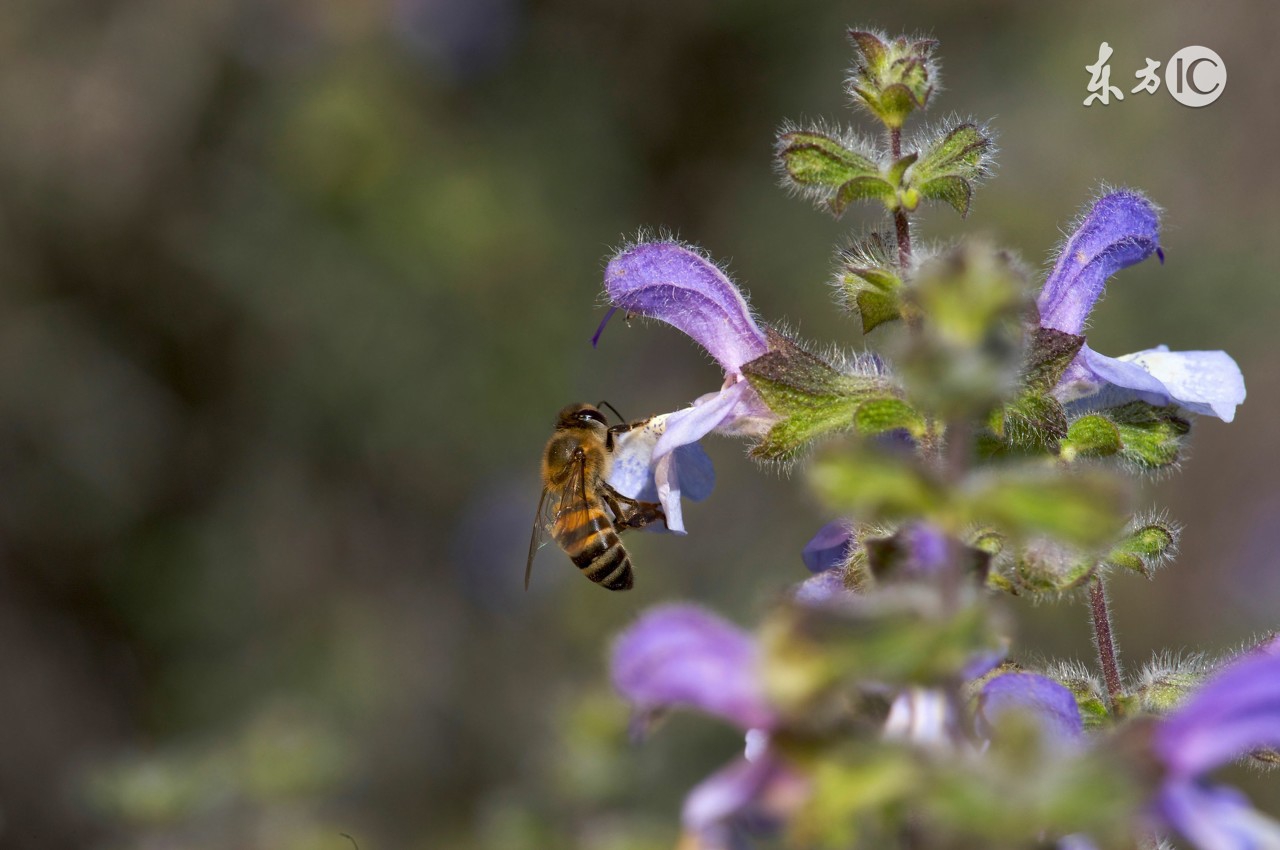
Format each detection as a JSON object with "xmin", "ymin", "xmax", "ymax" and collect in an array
[
  {"xmin": 611, "ymin": 604, "xmax": 805, "ymax": 850},
  {"xmin": 800, "ymin": 519, "xmax": 856, "ymax": 574},
  {"xmin": 1038, "ymin": 191, "xmax": 1245, "ymax": 422},
  {"xmin": 978, "ymin": 646, "xmax": 1280, "ymax": 849},
  {"xmin": 598, "ymin": 240, "xmax": 779, "ymax": 532},
  {"xmin": 1149, "ymin": 646, "xmax": 1280, "ymax": 849}
]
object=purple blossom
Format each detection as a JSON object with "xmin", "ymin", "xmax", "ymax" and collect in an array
[
  {"xmin": 1038, "ymin": 191, "xmax": 1245, "ymax": 422},
  {"xmin": 976, "ymin": 672, "xmax": 1084, "ymax": 747},
  {"xmin": 599, "ymin": 241, "xmax": 780, "ymax": 532},
  {"xmin": 801, "ymin": 520, "xmax": 855, "ymax": 573},
  {"xmin": 978, "ymin": 651, "xmax": 1280, "ymax": 850},
  {"xmin": 1150, "ymin": 649, "xmax": 1280, "ymax": 849},
  {"xmin": 610, "ymin": 604, "xmax": 804, "ymax": 850}
]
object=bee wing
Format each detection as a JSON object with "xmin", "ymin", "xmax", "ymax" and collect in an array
[{"xmin": 525, "ymin": 486, "xmax": 551, "ymax": 591}]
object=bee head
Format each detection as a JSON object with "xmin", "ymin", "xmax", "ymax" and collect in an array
[{"xmin": 556, "ymin": 403, "xmax": 609, "ymax": 433}]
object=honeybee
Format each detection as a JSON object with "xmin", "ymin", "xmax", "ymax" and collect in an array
[{"xmin": 526, "ymin": 403, "xmax": 666, "ymax": 591}]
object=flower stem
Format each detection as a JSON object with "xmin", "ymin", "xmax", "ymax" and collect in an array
[
  {"xmin": 889, "ymin": 127, "xmax": 912, "ymax": 269},
  {"xmin": 1088, "ymin": 576, "xmax": 1125, "ymax": 715}
]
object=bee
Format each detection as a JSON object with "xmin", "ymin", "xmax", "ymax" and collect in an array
[{"xmin": 526, "ymin": 403, "xmax": 666, "ymax": 591}]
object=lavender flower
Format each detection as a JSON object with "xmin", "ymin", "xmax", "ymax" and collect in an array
[
  {"xmin": 801, "ymin": 519, "xmax": 855, "ymax": 574},
  {"xmin": 611, "ymin": 604, "xmax": 804, "ymax": 850},
  {"xmin": 979, "ymin": 648, "xmax": 1280, "ymax": 849},
  {"xmin": 1038, "ymin": 191, "xmax": 1245, "ymax": 422},
  {"xmin": 599, "ymin": 241, "xmax": 779, "ymax": 532},
  {"xmin": 1150, "ymin": 647, "xmax": 1280, "ymax": 849}
]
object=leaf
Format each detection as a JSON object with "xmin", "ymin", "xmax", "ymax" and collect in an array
[
  {"xmin": 812, "ymin": 451, "xmax": 943, "ymax": 521},
  {"xmin": 853, "ymin": 397, "xmax": 925, "ymax": 437},
  {"xmin": 743, "ymin": 331, "xmax": 888, "ymax": 459},
  {"xmin": 831, "ymin": 175, "xmax": 896, "ymax": 215},
  {"xmin": 917, "ymin": 175, "xmax": 973, "ymax": 216},
  {"xmin": 965, "ymin": 469, "xmax": 1128, "ymax": 548},
  {"xmin": 777, "ymin": 131, "xmax": 879, "ymax": 188}
]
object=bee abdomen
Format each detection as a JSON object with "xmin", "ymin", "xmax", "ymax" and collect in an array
[{"xmin": 574, "ymin": 541, "xmax": 634, "ymax": 591}]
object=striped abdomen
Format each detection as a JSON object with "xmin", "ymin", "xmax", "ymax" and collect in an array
[{"xmin": 552, "ymin": 499, "xmax": 634, "ymax": 591}]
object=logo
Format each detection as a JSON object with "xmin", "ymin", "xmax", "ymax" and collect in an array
[
  {"xmin": 1084, "ymin": 43, "xmax": 1226, "ymax": 108},
  {"xmin": 1165, "ymin": 46, "xmax": 1226, "ymax": 107}
]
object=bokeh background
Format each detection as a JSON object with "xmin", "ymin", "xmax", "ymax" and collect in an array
[{"xmin": 1, "ymin": 1, "xmax": 1276, "ymax": 848}]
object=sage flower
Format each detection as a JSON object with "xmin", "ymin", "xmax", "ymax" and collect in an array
[{"xmin": 1038, "ymin": 191, "xmax": 1245, "ymax": 422}]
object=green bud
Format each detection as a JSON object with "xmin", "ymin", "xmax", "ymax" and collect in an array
[
  {"xmin": 1043, "ymin": 661, "xmax": 1111, "ymax": 731},
  {"xmin": 846, "ymin": 30, "xmax": 939, "ymax": 129},
  {"xmin": 743, "ymin": 329, "xmax": 892, "ymax": 460},
  {"xmin": 1010, "ymin": 538, "xmax": 1095, "ymax": 594},
  {"xmin": 835, "ymin": 233, "xmax": 904, "ymax": 333},
  {"xmin": 1103, "ymin": 517, "xmax": 1179, "ymax": 578},
  {"xmin": 775, "ymin": 127, "xmax": 894, "ymax": 216},
  {"xmin": 1134, "ymin": 655, "xmax": 1213, "ymax": 713},
  {"xmin": 905, "ymin": 123, "xmax": 995, "ymax": 217},
  {"xmin": 899, "ymin": 242, "xmax": 1028, "ymax": 418},
  {"xmin": 1061, "ymin": 403, "xmax": 1190, "ymax": 469}
]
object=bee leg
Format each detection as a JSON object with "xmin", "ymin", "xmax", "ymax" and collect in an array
[{"xmin": 603, "ymin": 484, "xmax": 667, "ymax": 532}]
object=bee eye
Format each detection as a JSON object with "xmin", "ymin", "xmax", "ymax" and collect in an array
[{"xmin": 577, "ymin": 409, "xmax": 606, "ymax": 425}]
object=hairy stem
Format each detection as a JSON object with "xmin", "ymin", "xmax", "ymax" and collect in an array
[
  {"xmin": 1088, "ymin": 577, "xmax": 1125, "ymax": 715},
  {"xmin": 889, "ymin": 127, "xmax": 912, "ymax": 269}
]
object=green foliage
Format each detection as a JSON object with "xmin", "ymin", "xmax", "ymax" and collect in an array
[
  {"xmin": 900, "ymin": 242, "xmax": 1028, "ymax": 417},
  {"xmin": 776, "ymin": 129, "xmax": 894, "ymax": 216},
  {"xmin": 846, "ymin": 30, "xmax": 939, "ymax": 129},
  {"xmin": 761, "ymin": 590, "xmax": 1002, "ymax": 716},
  {"xmin": 1103, "ymin": 519, "xmax": 1179, "ymax": 577},
  {"xmin": 906, "ymin": 123, "xmax": 995, "ymax": 216},
  {"xmin": 835, "ymin": 233, "xmax": 905, "ymax": 333},
  {"xmin": 965, "ymin": 468, "xmax": 1128, "ymax": 548},
  {"xmin": 743, "ymin": 331, "xmax": 892, "ymax": 459},
  {"xmin": 1062, "ymin": 403, "xmax": 1191, "ymax": 468}
]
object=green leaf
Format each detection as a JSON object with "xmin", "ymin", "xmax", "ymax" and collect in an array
[
  {"xmin": 916, "ymin": 175, "xmax": 973, "ymax": 216},
  {"xmin": 913, "ymin": 123, "xmax": 993, "ymax": 182},
  {"xmin": 965, "ymin": 469, "xmax": 1127, "ymax": 548},
  {"xmin": 853, "ymin": 397, "xmax": 925, "ymax": 437},
  {"xmin": 777, "ymin": 130, "xmax": 880, "ymax": 189},
  {"xmin": 743, "ymin": 331, "xmax": 888, "ymax": 459},
  {"xmin": 887, "ymin": 152, "xmax": 918, "ymax": 186},
  {"xmin": 812, "ymin": 451, "xmax": 943, "ymax": 521},
  {"xmin": 855, "ymin": 290, "xmax": 901, "ymax": 333},
  {"xmin": 831, "ymin": 175, "xmax": 896, "ymax": 215},
  {"xmin": 1012, "ymin": 540, "xmax": 1095, "ymax": 593}
]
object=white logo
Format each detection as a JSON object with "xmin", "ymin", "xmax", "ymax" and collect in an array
[
  {"xmin": 1084, "ymin": 43, "xmax": 1225, "ymax": 108},
  {"xmin": 1165, "ymin": 46, "xmax": 1226, "ymax": 107}
]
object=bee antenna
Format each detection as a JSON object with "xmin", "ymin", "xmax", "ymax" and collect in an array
[{"xmin": 596, "ymin": 400, "xmax": 625, "ymax": 422}]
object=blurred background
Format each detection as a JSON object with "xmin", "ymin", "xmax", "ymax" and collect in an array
[{"xmin": 0, "ymin": 0, "xmax": 1276, "ymax": 847}]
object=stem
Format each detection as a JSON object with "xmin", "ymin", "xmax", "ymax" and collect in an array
[
  {"xmin": 889, "ymin": 126, "xmax": 912, "ymax": 269},
  {"xmin": 1088, "ymin": 577, "xmax": 1125, "ymax": 715}
]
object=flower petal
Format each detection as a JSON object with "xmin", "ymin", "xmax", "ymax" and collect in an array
[
  {"xmin": 1153, "ymin": 780, "xmax": 1280, "ymax": 850},
  {"xmin": 884, "ymin": 687, "xmax": 956, "ymax": 747},
  {"xmin": 611, "ymin": 604, "xmax": 776, "ymax": 731},
  {"xmin": 1058, "ymin": 345, "xmax": 1246, "ymax": 422},
  {"xmin": 1154, "ymin": 649, "xmax": 1280, "ymax": 778},
  {"xmin": 976, "ymin": 672, "xmax": 1084, "ymax": 746},
  {"xmin": 681, "ymin": 752, "xmax": 807, "ymax": 850},
  {"xmin": 801, "ymin": 520, "xmax": 854, "ymax": 573},
  {"xmin": 609, "ymin": 420, "xmax": 715, "ymax": 504},
  {"xmin": 792, "ymin": 569, "xmax": 850, "ymax": 606},
  {"xmin": 605, "ymin": 242, "xmax": 768, "ymax": 373},
  {"xmin": 1037, "ymin": 191, "xmax": 1161, "ymax": 335}
]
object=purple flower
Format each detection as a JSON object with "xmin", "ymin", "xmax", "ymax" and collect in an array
[
  {"xmin": 979, "ymin": 651, "xmax": 1280, "ymax": 850},
  {"xmin": 611, "ymin": 605, "xmax": 805, "ymax": 849},
  {"xmin": 599, "ymin": 241, "xmax": 779, "ymax": 532},
  {"xmin": 1038, "ymin": 191, "xmax": 1245, "ymax": 422},
  {"xmin": 1150, "ymin": 649, "xmax": 1280, "ymax": 849},
  {"xmin": 801, "ymin": 520, "xmax": 855, "ymax": 574},
  {"xmin": 976, "ymin": 672, "xmax": 1084, "ymax": 747}
]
